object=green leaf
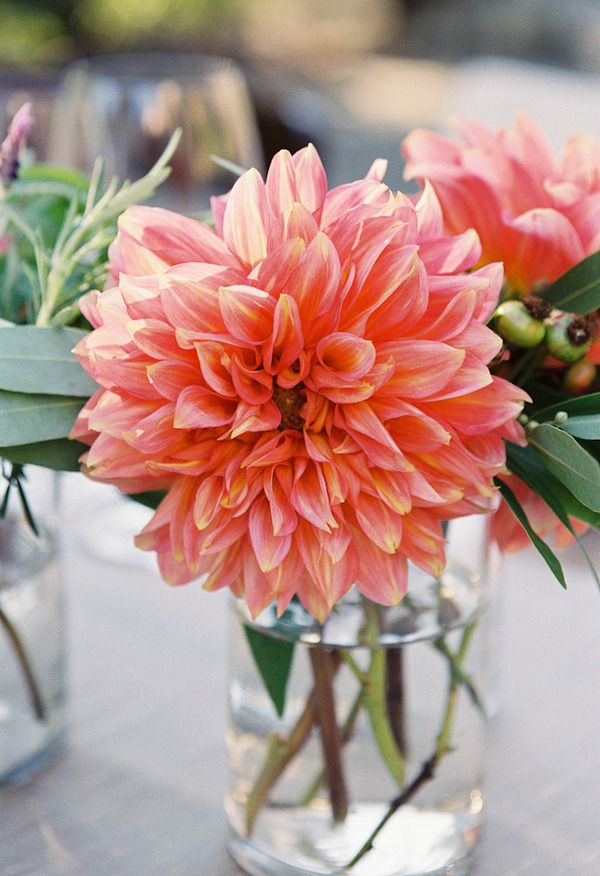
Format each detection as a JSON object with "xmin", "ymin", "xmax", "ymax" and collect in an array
[
  {"xmin": 244, "ymin": 625, "xmax": 295, "ymax": 717},
  {"xmin": 0, "ymin": 438, "xmax": 87, "ymax": 471},
  {"xmin": 541, "ymin": 250, "xmax": 600, "ymax": 314},
  {"xmin": 560, "ymin": 414, "xmax": 600, "ymax": 440},
  {"xmin": 506, "ymin": 442, "xmax": 600, "ymax": 530},
  {"xmin": 528, "ymin": 423, "xmax": 600, "ymax": 511},
  {"xmin": 534, "ymin": 391, "xmax": 600, "ymax": 422},
  {"xmin": 506, "ymin": 442, "xmax": 600, "ymax": 588},
  {"xmin": 0, "ymin": 390, "xmax": 85, "ymax": 446},
  {"xmin": 495, "ymin": 477, "xmax": 567, "ymax": 587},
  {"xmin": 128, "ymin": 490, "xmax": 167, "ymax": 510},
  {"xmin": 0, "ymin": 327, "xmax": 96, "ymax": 396},
  {"xmin": 18, "ymin": 163, "xmax": 90, "ymax": 189}
]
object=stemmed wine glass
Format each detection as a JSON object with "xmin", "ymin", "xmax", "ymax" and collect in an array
[{"xmin": 49, "ymin": 53, "xmax": 263, "ymax": 212}]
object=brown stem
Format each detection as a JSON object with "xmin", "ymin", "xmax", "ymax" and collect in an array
[
  {"xmin": 0, "ymin": 604, "xmax": 46, "ymax": 721},
  {"xmin": 309, "ymin": 647, "xmax": 348, "ymax": 822},
  {"xmin": 385, "ymin": 648, "xmax": 407, "ymax": 757}
]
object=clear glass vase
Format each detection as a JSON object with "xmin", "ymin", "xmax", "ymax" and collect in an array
[
  {"xmin": 0, "ymin": 465, "xmax": 65, "ymax": 783},
  {"xmin": 226, "ymin": 516, "xmax": 498, "ymax": 876}
]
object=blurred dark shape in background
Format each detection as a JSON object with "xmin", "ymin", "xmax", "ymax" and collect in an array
[
  {"xmin": 0, "ymin": 0, "xmax": 597, "ymax": 73},
  {"xmin": 0, "ymin": 0, "xmax": 595, "ymax": 189}
]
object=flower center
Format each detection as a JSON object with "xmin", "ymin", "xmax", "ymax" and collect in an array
[{"xmin": 273, "ymin": 383, "xmax": 305, "ymax": 431}]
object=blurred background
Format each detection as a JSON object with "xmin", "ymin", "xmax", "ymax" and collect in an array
[{"xmin": 1, "ymin": 0, "xmax": 599, "ymax": 204}]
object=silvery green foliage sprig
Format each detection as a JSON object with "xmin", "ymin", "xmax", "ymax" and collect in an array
[{"xmin": 0, "ymin": 104, "xmax": 180, "ymax": 474}]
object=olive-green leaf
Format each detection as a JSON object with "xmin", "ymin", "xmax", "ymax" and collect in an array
[
  {"xmin": 560, "ymin": 414, "xmax": 600, "ymax": 440},
  {"xmin": 528, "ymin": 423, "xmax": 600, "ymax": 511},
  {"xmin": 0, "ymin": 438, "xmax": 87, "ymax": 471},
  {"xmin": 541, "ymin": 250, "xmax": 600, "ymax": 314},
  {"xmin": 0, "ymin": 327, "xmax": 97, "ymax": 397},
  {"xmin": 128, "ymin": 490, "xmax": 167, "ymax": 510},
  {"xmin": 534, "ymin": 391, "xmax": 600, "ymax": 422},
  {"xmin": 495, "ymin": 477, "xmax": 566, "ymax": 588},
  {"xmin": 244, "ymin": 625, "xmax": 295, "ymax": 718},
  {"xmin": 0, "ymin": 390, "xmax": 85, "ymax": 446}
]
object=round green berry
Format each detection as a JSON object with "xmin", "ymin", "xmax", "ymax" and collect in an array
[
  {"xmin": 545, "ymin": 313, "xmax": 591, "ymax": 363},
  {"xmin": 493, "ymin": 300, "xmax": 545, "ymax": 348}
]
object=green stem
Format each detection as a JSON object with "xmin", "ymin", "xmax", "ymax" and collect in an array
[
  {"xmin": 345, "ymin": 620, "xmax": 479, "ymax": 870},
  {"xmin": 361, "ymin": 646, "xmax": 406, "ymax": 785},
  {"xmin": 0, "ymin": 604, "xmax": 46, "ymax": 721},
  {"xmin": 359, "ymin": 599, "xmax": 406, "ymax": 786},
  {"xmin": 245, "ymin": 689, "xmax": 318, "ymax": 835}
]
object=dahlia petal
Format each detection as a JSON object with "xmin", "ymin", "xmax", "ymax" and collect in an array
[
  {"xmin": 423, "ymin": 377, "xmax": 528, "ymax": 436},
  {"xmin": 419, "ymin": 228, "xmax": 481, "ymax": 274},
  {"xmin": 249, "ymin": 496, "xmax": 291, "ymax": 572},
  {"xmin": 218, "ymin": 284, "xmax": 275, "ymax": 344},
  {"xmin": 263, "ymin": 293, "xmax": 304, "ymax": 374},
  {"xmin": 264, "ymin": 467, "xmax": 297, "ymax": 537},
  {"xmin": 193, "ymin": 475, "xmax": 224, "ymax": 530},
  {"xmin": 265, "ymin": 149, "xmax": 297, "ymax": 216},
  {"xmin": 122, "ymin": 403, "xmax": 178, "ymax": 454},
  {"xmin": 223, "ymin": 168, "xmax": 268, "ymax": 268},
  {"xmin": 174, "ymin": 385, "xmax": 236, "ymax": 428},
  {"xmin": 291, "ymin": 460, "xmax": 336, "ymax": 531},
  {"xmin": 316, "ymin": 332, "xmax": 376, "ymax": 381},
  {"xmin": 230, "ymin": 355, "xmax": 272, "ymax": 404},
  {"xmin": 254, "ymin": 237, "xmax": 306, "ymax": 296},
  {"xmin": 160, "ymin": 263, "xmax": 237, "ymax": 334},
  {"xmin": 356, "ymin": 492, "xmax": 403, "ymax": 553},
  {"xmin": 505, "ymin": 208, "xmax": 585, "ymax": 289},
  {"xmin": 292, "ymin": 143, "xmax": 328, "ymax": 216},
  {"xmin": 118, "ymin": 205, "xmax": 239, "ymax": 269},
  {"xmin": 229, "ymin": 400, "xmax": 281, "ymax": 438},
  {"xmin": 379, "ymin": 340, "xmax": 465, "ymax": 399},
  {"xmin": 243, "ymin": 548, "xmax": 275, "ymax": 618},
  {"xmin": 354, "ymin": 534, "xmax": 408, "ymax": 606},
  {"xmin": 284, "ymin": 232, "xmax": 341, "ymax": 327},
  {"xmin": 147, "ymin": 360, "xmax": 202, "ymax": 401}
]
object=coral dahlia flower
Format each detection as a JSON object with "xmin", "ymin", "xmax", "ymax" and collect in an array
[
  {"xmin": 72, "ymin": 146, "xmax": 527, "ymax": 620},
  {"xmin": 403, "ymin": 113, "xmax": 600, "ymax": 294}
]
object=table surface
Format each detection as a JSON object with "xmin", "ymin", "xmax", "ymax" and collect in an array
[{"xmin": 3, "ymin": 57, "xmax": 600, "ymax": 876}]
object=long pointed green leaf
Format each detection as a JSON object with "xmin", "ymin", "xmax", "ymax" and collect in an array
[
  {"xmin": 0, "ymin": 327, "xmax": 96, "ymax": 396},
  {"xmin": 495, "ymin": 477, "xmax": 566, "ymax": 588},
  {"xmin": 528, "ymin": 424, "xmax": 600, "ymax": 511},
  {"xmin": 541, "ymin": 250, "xmax": 600, "ymax": 313},
  {"xmin": 0, "ymin": 390, "xmax": 84, "ymax": 445},
  {"xmin": 534, "ymin": 391, "xmax": 600, "ymax": 422},
  {"xmin": 0, "ymin": 438, "xmax": 87, "ymax": 471},
  {"xmin": 505, "ymin": 442, "xmax": 600, "ymax": 588},
  {"xmin": 244, "ymin": 625, "xmax": 295, "ymax": 718}
]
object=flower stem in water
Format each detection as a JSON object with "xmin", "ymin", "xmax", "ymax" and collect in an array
[
  {"xmin": 0, "ymin": 604, "xmax": 46, "ymax": 721},
  {"xmin": 345, "ymin": 619, "xmax": 479, "ymax": 870}
]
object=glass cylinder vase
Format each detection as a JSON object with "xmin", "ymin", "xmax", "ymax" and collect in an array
[
  {"xmin": 226, "ymin": 516, "xmax": 498, "ymax": 876},
  {"xmin": 0, "ymin": 465, "xmax": 65, "ymax": 783}
]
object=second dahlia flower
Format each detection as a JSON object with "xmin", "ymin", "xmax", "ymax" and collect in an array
[
  {"xmin": 72, "ymin": 146, "xmax": 526, "ymax": 620},
  {"xmin": 403, "ymin": 113, "xmax": 600, "ymax": 294}
]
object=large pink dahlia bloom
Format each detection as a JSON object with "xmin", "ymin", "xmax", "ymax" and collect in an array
[
  {"xmin": 72, "ymin": 146, "xmax": 526, "ymax": 620},
  {"xmin": 403, "ymin": 114, "xmax": 600, "ymax": 295}
]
